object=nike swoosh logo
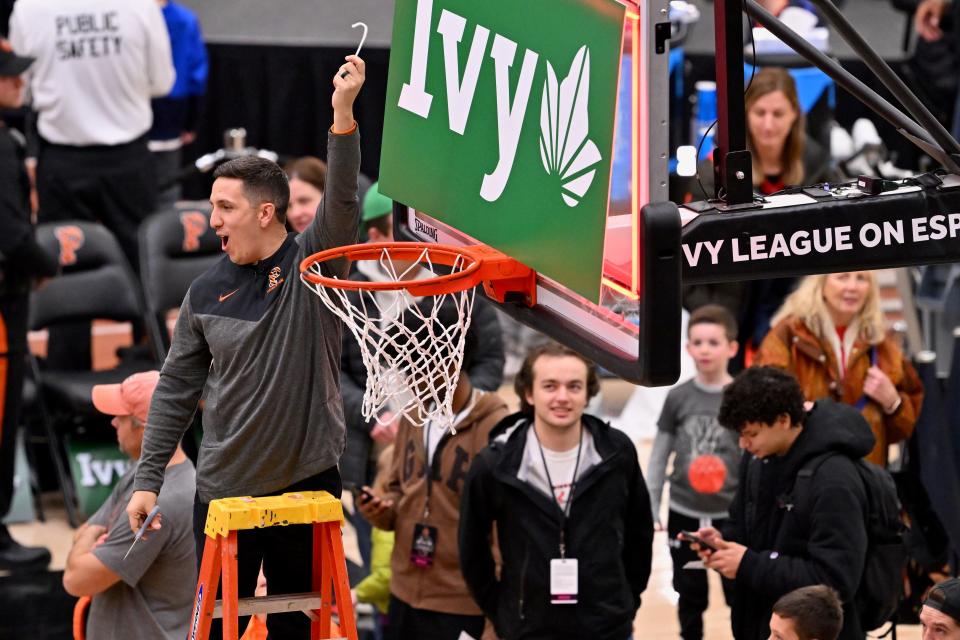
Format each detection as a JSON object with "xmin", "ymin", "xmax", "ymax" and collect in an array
[{"xmin": 218, "ymin": 289, "xmax": 240, "ymax": 303}]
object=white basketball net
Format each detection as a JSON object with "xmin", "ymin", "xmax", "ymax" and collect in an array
[{"xmin": 301, "ymin": 246, "xmax": 476, "ymax": 432}]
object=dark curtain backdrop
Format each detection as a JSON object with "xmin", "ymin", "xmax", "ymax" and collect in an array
[{"xmin": 182, "ymin": 43, "xmax": 390, "ymax": 199}]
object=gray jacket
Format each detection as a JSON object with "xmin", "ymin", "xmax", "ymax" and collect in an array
[{"xmin": 135, "ymin": 129, "xmax": 360, "ymax": 501}]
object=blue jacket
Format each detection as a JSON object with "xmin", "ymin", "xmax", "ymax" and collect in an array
[{"xmin": 150, "ymin": 1, "xmax": 208, "ymax": 140}]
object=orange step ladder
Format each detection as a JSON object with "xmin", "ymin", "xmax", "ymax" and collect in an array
[{"xmin": 188, "ymin": 491, "xmax": 357, "ymax": 640}]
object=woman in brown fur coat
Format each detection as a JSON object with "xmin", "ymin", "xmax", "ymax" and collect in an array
[{"xmin": 755, "ymin": 271, "xmax": 923, "ymax": 465}]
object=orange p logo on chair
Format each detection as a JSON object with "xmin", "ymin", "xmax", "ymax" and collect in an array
[
  {"xmin": 55, "ymin": 225, "xmax": 85, "ymax": 266},
  {"xmin": 180, "ymin": 212, "xmax": 208, "ymax": 253}
]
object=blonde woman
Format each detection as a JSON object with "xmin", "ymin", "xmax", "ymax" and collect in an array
[{"xmin": 754, "ymin": 271, "xmax": 923, "ymax": 465}]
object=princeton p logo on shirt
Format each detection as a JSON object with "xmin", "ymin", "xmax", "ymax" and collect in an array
[{"xmin": 267, "ymin": 266, "xmax": 284, "ymax": 292}]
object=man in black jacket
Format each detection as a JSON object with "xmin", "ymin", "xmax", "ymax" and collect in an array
[
  {"xmin": 689, "ymin": 366, "xmax": 871, "ymax": 640},
  {"xmin": 459, "ymin": 343, "xmax": 653, "ymax": 640},
  {"xmin": 0, "ymin": 39, "xmax": 58, "ymax": 569}
]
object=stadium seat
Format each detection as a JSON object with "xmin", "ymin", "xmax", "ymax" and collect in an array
[
  {"xmin": 28, "ymin": 221, "xmax": 159, "ymax": 526},
  {"xmin": 138, "ymin": 202, "xmax": 221, "ymax": 360}
]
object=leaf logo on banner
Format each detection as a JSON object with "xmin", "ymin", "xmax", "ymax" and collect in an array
[{"xmin": 539, "ymin": 45, "xmax": 602, "ymax": 207}]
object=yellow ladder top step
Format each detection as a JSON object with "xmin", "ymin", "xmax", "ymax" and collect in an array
[{"xmin": 204, "ymin": 491, "xmax": 344, "ymax": 538}]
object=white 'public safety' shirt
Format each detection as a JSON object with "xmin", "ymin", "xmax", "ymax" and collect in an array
[{"xmin": 10, "ymin": 0, "xmax": 175, "ymax": 146}]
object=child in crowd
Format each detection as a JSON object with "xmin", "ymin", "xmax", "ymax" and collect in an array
[
  {"xmin": 647, "ymin": 304, "xmax": 742, "ymax": 640},
  {"xmin": 769, "ymin": 585, "xmax": 844, "ymax": 640}
]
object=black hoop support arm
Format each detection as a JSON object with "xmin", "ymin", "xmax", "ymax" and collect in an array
[{"xmin": 713, "ymin": 0, "xmax": 754, "ymax": 205}]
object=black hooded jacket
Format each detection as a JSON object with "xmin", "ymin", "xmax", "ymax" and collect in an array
[
  {"xmin": 459, "ymin": 413, "xmax": 653, "ymax": 640},
  {"xmin": 723, "ymin": 399, "xmax": 874, "ymax": 640}
]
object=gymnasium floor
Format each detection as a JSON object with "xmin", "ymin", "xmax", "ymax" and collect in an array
[{"xmin": 2, "ymin": 333, "xmax": 923, "ymax": 639}]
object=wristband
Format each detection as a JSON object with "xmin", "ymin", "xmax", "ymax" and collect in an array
[{"xmin": 331, "ymin": 121, "xmax": 357, "ymax": 135}]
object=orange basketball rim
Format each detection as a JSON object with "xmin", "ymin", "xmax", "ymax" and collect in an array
[
  {"xmin": 299, "ymin": 241, "xmax": 536, "ymax": 303},
  {"xmin": 299, "ymin": 241, "xmax": 536, "ymax": 432}
]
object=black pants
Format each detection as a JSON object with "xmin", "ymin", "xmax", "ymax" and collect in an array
[
  {"xmin": 37, "ymin": 136, "xmax": 155, "ymax": 270},
  {"xmin": 192, "ymin": 466, "xmax": 343, "ymax": 639},
  {"xmin": 0, "ymin": 295, "xmax": 28, "ymax": 520},
  {"xmin": 667, "ymin": 510, "xmax": 735, "ymax": 640},
  {"xmin": 386, "ymin": 594, "xmax": 485, "ymax": 640},
  {"xmin": 149, "ymin": 146, "xmax": 182, "ymax": 212}
]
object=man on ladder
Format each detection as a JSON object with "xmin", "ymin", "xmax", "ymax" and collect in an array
[{"xmin": 124, "ymin": 55, "xmax": 366, "ymax": 638}]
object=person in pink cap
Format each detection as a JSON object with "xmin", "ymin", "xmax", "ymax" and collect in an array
[{"xmin": 63, "ymin": 370, "xmax": 197, "ymax": 640}]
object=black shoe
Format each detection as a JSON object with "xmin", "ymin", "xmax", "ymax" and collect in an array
[{"xmin": 0, "ymin": 526, "xmax": 51, "ymax": 572}]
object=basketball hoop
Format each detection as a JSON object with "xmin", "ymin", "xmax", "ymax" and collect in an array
[{"xmin": 300, "ymin": 242, "xmax": 534, "ymax": 430}]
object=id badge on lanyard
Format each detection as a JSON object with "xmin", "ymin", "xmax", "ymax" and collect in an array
[
  {"xmin": 550, "ymin": 557, "xmax": 579, "ymax": 604},
  {"xmin": 410, "ymin": 523, "xmax": 438, "ymax": 568},
  {"xmin": 534, "ymin": 425, "xmax": 584, "ymax": 605}
]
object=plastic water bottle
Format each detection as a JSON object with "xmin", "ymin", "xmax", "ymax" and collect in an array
[{"xmin": 691, "ymin": 80, "xmax": 717, "ymax": 161}]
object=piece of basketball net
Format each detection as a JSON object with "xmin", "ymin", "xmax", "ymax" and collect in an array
[{"xmin": 300, "ymin": 242, "xmax": 534, "ymax": 431}]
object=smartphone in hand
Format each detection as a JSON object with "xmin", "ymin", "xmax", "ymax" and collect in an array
[
  {"xmin": 679, "ymin": 530, "xmax": 718, "ymax": 552},
  {"xmin": 344, "ymin": 481, "xmax": 375, "ymax": 504}
]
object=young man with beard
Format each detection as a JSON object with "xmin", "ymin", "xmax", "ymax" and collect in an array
[{"xmin": 920, "ymin": 579, "xmax": 960, "ymax": 640}]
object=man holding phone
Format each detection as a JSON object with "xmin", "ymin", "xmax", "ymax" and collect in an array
[
  {"xmin": 679, "ymin": 531, "xmax": 717, "ymax": 553},
  {"xmin": 683, "ymin": 367, "xmax": 871, "ymax": 640}
]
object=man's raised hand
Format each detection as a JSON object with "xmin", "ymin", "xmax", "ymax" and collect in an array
[{"xmin": 332, "ymin": 55, "xmax": 366, "ymax": 132}]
